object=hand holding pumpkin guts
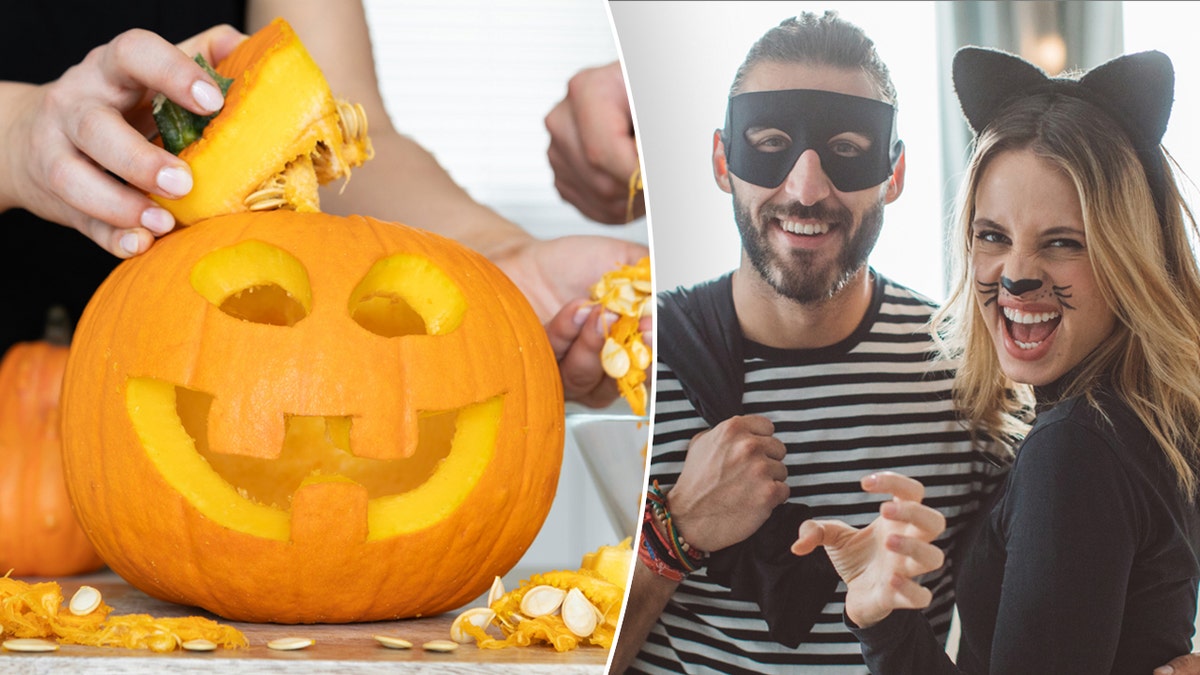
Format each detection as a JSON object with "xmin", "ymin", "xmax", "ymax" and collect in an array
[
  {"xmin": 0, "ymin": 24, "xmax": 246, "ymax": 258},
  {"xmin": 538, "ymin": 245, "xmax": 652, "ymax": 411}
]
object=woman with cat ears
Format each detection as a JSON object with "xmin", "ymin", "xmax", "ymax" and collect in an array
[{"xmin": 791, "ymin": 45, "xmax": 1200, "ymax": 673}]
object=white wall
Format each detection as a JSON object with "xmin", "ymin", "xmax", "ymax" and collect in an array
[
  {"xmin": 1125, "ymin": 2, "xmax": 1200, "ymax": 228},
  {"xmin": 361, "ymin": 0, "xmax": 648, "ymax": 572}
]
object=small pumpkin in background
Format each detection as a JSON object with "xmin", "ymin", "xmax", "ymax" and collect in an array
[
  {"xmin": 61, "ymin": 210, "xmax": 564, "ymax": 623},
  {"xmin": 0, "ymin": 308, "xmax": 105, "ymax": 577}
]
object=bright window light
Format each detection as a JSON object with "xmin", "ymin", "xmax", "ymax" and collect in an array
[{"xmin": 1124, "ymin": 2, "xmax": 1200, "ymax": 224}]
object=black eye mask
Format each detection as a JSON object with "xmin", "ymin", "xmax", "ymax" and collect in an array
[{"xmin": 722, "ymin": 89, "xmax": 904, "ymax": 192}]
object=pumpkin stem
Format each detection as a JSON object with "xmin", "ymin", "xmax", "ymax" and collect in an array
[
  {"xmin": 44, "ymin": 305, "xmax": 73, "ymax": 347},
  {"xmin": 152, "ymin": 55, "xmax": 234, "ymax": 155}
]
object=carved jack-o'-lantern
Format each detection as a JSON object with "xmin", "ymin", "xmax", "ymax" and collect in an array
[{"xmin": 60, "ymin": 210, "xmax": 564, "ymax": 623}]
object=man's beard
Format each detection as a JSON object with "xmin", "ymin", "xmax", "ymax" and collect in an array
[{"xmin": 734, "ymin": 190, "xmax": 884, "ymax": 305}]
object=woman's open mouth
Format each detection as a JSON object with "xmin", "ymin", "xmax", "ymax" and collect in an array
[{"xmin": 1002, "ymin": 306, "xmax": 1062, "ymax": 350}]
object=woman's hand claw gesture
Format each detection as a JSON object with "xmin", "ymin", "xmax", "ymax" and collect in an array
[{"xmin": 790, "ymin": 471, "xmax": 947, "ymax": 628}]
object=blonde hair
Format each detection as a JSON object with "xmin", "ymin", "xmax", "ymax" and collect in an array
[{"xmin": 934, "ymin": 92, "xmax": 1200, "ymax": 497}]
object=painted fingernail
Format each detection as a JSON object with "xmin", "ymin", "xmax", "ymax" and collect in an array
[
  {"xmin": 156, "ymin": 166, "xmax": 192, "ymax": 197},
  {"xmin": 140, "ymin": 206, "xmax": 175, "ymax": 235},
  {"xmin": 120, "ymin": 232, "xmax": 141, "ymax": 255},
  {"xmin": 598, "ymin": 311, "xmax": 619, "ymax": 335},
  {"xmin": 191, "ymin": 79, "xmax": 224, "ymax": 113},
  {"xmin": 573, "ymin": 306, "xmax": 592, "ymax": 327}
]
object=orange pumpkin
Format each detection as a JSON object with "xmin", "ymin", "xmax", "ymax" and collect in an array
[
  {"xmin": 0, "ymin": 322, "xmax": 105, "ymax": 577},
  {"xmin": 59, "ymin": 210, "xmax": 564, "ymax": 623},
  {"xmin": 151, "ymin": 18, "xmax": 373, "ymax": 225}
]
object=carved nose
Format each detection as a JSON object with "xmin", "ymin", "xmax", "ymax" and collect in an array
[{"xmin": 1001, "ymin": 276, "xmax": 1043, "ymax": 295}]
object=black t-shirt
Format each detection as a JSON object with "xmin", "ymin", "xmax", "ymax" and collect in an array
[{"xmin": 1, "ymin": 1, "xmax": 246, "ymax": 351}]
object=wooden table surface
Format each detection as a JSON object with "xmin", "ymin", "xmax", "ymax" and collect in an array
[{"xmin": 0, "ymin": 569, "xmax": 611, "ymax": 674}]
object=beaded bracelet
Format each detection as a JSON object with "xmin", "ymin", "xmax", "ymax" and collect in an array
[
  {"xmin": 638, "ymin": 507, "xmax": 686, "ymax": 582},
  {"xmin": 645, "ymin": 481, "xmax": 707, "ymax": 572}
]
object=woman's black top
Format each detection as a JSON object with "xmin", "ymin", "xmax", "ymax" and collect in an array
[{"xmin": 851, "ymin": 385, "xmax": 1200, "ymax": 674}]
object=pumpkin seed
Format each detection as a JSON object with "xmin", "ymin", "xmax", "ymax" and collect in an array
[
  {"xmin": 601, "ymin": 338, "xmax": 631, "ymax": 378},
  {"xmin": 181, "ymin": 638, "xmax": 218, "ymax": 652},
  {"xmin": 373, "ymin": 635, "xmax": 413, "ymax": 650},
  {"xmin": 422, "ymin": 639, "xmax": 459, "ymax": 652},
  {"xmin": 518, "ymin": 584, "xmax": 566, "ymax": 617},
  {"xmin": 2, "ymin": 638, "xmax": 59, "ymax": 652},
  {"xmin": 267, "ymin": 637, "xmax": 314, "ymax": 651},
  {"xmin": 486, "ymin": 575, "xmax": 505, "ymax": 608},
  {"xmin": 630, "ymin": 339, "xmax": 652, "ymax": 370},
  {"xmin": 561, "ymin": 588, "xmax": 599, "ymax": 637},
  {"xmin": 68, "ymin": 585, "xmax": 102, "ymax": 616},
  {"xmin": 450, "ymin": 606, "xmax": 497, "ymax": 643}
]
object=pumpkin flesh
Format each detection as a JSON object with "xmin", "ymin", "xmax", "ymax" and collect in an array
[{"xmin": 151, "ymin": 18, "xmax": 373, "ymax": 225}]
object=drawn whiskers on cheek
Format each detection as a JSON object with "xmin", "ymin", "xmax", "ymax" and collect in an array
[
  {"xmin": 976, "ymin": 280, "xmax": 999, "ymax": 307},
  {"xmin": 1053, "ymin": 285, "xmax": 1075, "ymax": 310}
]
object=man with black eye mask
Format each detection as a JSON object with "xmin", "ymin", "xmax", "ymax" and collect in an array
[{"xmin": 724, "ymin": 87, "xmax": 903, "ymax": 305}]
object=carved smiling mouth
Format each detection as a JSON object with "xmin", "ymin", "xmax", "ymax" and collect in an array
[
  {"xmin": 1002, "ymin": 306, "xmax": 1062, "ymax": 350},
  {"xmin": 125, "ymin": 378, "xmax": 502, "ymax": 543}
]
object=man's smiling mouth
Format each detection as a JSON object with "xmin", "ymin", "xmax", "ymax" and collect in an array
[{"xmin": 778, "ymin": 218, "xmax": 831, "ymax": 236}]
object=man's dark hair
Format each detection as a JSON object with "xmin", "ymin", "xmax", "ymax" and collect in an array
[{"xmin": 729, "ymin": 11, "xmax": 898, "ymax": 107}]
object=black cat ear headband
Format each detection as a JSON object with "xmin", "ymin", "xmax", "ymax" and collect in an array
[{"xmin": 952, "ymin": 46, "xmax": 1174, "ymax": 219}]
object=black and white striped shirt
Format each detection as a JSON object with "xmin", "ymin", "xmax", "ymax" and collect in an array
[{"xmin": 632, "ymin": 273, "xmax": 1006, "ymax": 674}]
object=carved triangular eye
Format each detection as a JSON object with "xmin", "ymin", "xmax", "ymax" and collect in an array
[
  {"xmin": 349, "ymin": 254, "xmax": 466, "ymax": 337},
  {"xmin": 190, "ymin": 240, "xmax": 311, "ymax": 326}
]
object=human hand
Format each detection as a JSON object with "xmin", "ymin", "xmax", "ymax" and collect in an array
[
  {"xmin": 1156, "ymin": 652, "xmax": 1200, "ymax": 675},
  {"xmin": 1, "ymin": 24, "xmax": 244, "ymax": 257},
  {"xmin": 489, "ymin": 233, "xmax": 648, "ymax": 324},
  {"xmin": 665, "ymin": 415, "xmax": 790, "ymax": 553},
  {"xmin": 791, "ymin": 472, "xmax": 946, "ymax": 628},
  {"xmin": 544, "ymin": 298, "xmax": 652, "ymax": 409},
  {"xmin": 544, "ymin": 61, "xmax": 642, "ymax": 224},
  {"xmin": 498, "ymin": 234, "xmax": 648, "ymax": 408}
]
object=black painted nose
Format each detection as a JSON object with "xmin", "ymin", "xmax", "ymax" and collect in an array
[{"xmin": 1001, "ymin": 276, "xmax": 1043, "ymax": 295}]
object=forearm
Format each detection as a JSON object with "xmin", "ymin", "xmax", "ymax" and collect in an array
[
  {"xmin": 318, "ymin": 129, "xmax": 534, "ymax": 260},
  {"xmin": 850, "ymin": 610, "xmax": 960, "ymax": 675},
  {"xmin": 609, "ymin": 562, "xmax": 679, "ymax": 674},
  {"xmin": 0, "ymin": 81, "xmax": 37, "ymax": 213}
]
